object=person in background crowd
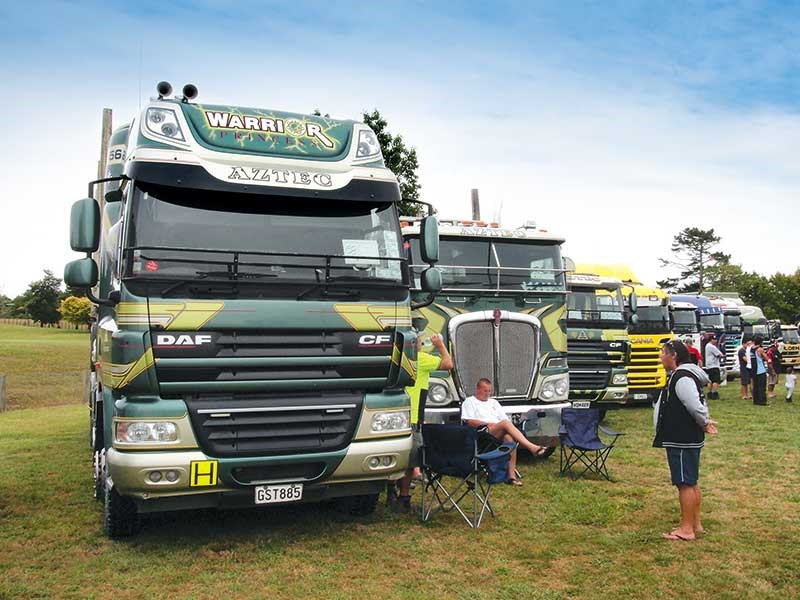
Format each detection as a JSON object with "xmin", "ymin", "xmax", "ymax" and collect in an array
[
  {"xmin": 685, "ymin": 338, "xmax": 703, "ymax": 366},
  {"xmin": 751, "ymin": 335, "xmax": 771, "ymax": 406},
  {"xmin": 393, "ymin": 330, "xmax": 453, "ymax": 514},
  {"xmin": 785, "ymin": 366, "xmax": 796, "ymax": 403},
  {"xmin": 767, "ymin": 343, "xmax": 781, "ymax": 399},
  {"xmin": 704, "ymin": 335, "xmax": 725, "ymax": 400},
  {"xmin": 738, "ymin": 336, "xmax": 753, "ymax": 400},
  {"xmin": 654, "ymin": 340, "xmax": 717, "ymax": 541}
]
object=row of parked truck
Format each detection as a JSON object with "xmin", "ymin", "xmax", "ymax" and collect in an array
[{"xmin": 64, "ymin": 87, "xmax": 798, "ymax": 536}]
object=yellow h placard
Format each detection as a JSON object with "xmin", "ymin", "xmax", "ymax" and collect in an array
[{"xmin": 190, "ymin": 460, "xmax": 218, "ymax": 487}]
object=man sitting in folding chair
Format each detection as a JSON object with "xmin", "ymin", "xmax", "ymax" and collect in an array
[
  {"xmin": 420, "ymin": 423, "xmax": 516, "ymax": 528},
  {"xmin": 461, "ymin": 378, "xmax": 549, "ymax": 486},
  {"xmin": 559, "ymin": 407, "xmax": 623, "ymax": 480}
]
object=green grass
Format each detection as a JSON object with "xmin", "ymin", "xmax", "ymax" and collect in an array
[
  {"xmin": 0, "ymin": 324, "xmax": 89, "ymax": 410},
  {"xmin": 1, "ymin": 328, "xmax": 799, "ymax": 598}
]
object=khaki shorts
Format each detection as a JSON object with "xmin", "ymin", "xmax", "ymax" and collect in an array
[{"xmin": 408, "ymin": 429, "xmax": 423, "ymax": 469}]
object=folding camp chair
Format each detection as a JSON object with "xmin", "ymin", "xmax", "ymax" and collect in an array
[
  {"xmin": 421, "ymin": 424, "xmax": 516, "ymax": 528},
  {"xmin": 559, "ymin": 408, "xmax": 623, "ymax": 481}
]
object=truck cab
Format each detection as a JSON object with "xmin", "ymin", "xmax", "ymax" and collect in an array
[
  {"xmin": 780, "ymin": 324, "xmax": 800, "ymax": 370},
  {"xmin": 403, "ymin": 219, "xmax": 570, "ymax": 450},
  {"xmin": 565, "ymin": 267, "xmax": 631, "ymax": 406},
  {"xmin": 670, "ymin": 300, "xmax": 702, "ymax": 348},
  {"xmin": 64, "ymin": 83, "xmax": 442, "ymax": 537},
  {"xmin": 707, "ymin": 294, "xmax": 744, "ymax": 378},
  {"xmin": 574, "ymin": 264, "xmax": 670, "ymax": 404},
  {"xmin": 741, "ymin": 305, "xmax": 770, "ymax": 346}
]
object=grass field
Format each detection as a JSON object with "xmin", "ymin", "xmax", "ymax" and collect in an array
[{"xmin": 0, "ymin": 325, "xmax": 798, "ymax": 599}]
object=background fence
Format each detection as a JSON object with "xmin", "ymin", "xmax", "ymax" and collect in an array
[{"xmin": 0, "ymin": 318, "xmax": 89, "ymax": 331}]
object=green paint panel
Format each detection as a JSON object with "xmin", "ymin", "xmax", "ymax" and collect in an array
[
  {"xmin": 180, "ymin": 102, "xmax": 353, "ymax": 161},
  {"xmin": 114, "ymin": 397, "xmax": 188, "ymax": 418},
  {"xmin": 159, "ymin": 378, "xmax": 388, "ymax": 394}
]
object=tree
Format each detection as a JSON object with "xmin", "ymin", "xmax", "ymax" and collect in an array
[
  {"xmin": 23, "ymin": 270, "xmax": 63, "ymax": 326},
  {"xmin": 59, "ymin": 295, "xmax": 92, "ymax": 328},
  {"xmin": 657, "ymin": 228, "xmax": 730, "ymax": 293},
  {"xmin": 361, "ymin": 110, "xmax": 423, "ymax": 216}
]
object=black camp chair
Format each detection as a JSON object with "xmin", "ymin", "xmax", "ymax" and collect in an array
[
  {"xmin": 559, "ymin": 408, "xmax": 623, "ymax": 481},
  {"xmin": 421, "ymin": 424, "xmax": 516, "ymax": 528}
]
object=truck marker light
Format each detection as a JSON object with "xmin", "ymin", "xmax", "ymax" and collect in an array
[{"xmin": 145, "ymin": 260, "xmax": 159, "ymax": 272}]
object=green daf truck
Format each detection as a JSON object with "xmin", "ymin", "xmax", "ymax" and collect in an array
[
  {"xmin": 564, "ymin": 263, "xmax": 633, "ymax": 406},
  {"xmin": 402, "ymin": 219, "xmax": 570, "ymax": 451},
  {"xmin": 65, "ymin": 82, "xmax": 441, "ymax": 537}
]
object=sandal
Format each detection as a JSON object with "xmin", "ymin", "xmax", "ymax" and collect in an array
[{"xmin": 506, "ymin": 478, "xmax": 523, "ymax": 487}]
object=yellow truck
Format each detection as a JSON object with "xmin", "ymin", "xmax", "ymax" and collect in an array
[{"xmin": 577, "ymin": 264, "xmax": 672, "ymax": 404}]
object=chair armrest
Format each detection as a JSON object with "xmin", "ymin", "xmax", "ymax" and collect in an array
[
  {"xmin": 477, "ymin": 442, "xmax": 517, "ymax": 461},
  {"xmin": 598, "ymin": 424, "xmax": 623, "ymax": 437}
]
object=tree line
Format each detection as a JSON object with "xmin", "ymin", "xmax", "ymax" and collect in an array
[
  {"xmin": 0, "ymin": 270, "xmax": 91, "ymax": 328},
  {"xmin": 658, "ymin": 227, "xmax": 800, "ymax": 323}
]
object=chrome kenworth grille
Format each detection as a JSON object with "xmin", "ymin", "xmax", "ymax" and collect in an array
[{"xmin": 449, "ymin": 310, "xmax": 540, "ymax": 400}]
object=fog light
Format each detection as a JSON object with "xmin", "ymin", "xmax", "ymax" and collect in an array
[
  {"xmin": 148, "ymin": 471, "xmax": 162, "ymax": 483},
  {"xmin": 165, "ymin": 470, "xmax": 179, "ymax": 482},
  {"xmin": 381, "ymin": 456, "xmax": 393, "ymax": 466},
  {"xmin": 368, "ymin": 457, "xmax": 381, "ymax": 469}
]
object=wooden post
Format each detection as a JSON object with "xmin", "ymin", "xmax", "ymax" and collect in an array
[
  {"xmin": 0, "ymin": 374, "xmax": 7, "ymax": 412},
  {"xmin": 471, "ymin": 188, "xmax": 481, "ymax": 221}
]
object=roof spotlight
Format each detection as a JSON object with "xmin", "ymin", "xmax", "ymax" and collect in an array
[
  {"xmin": 182, "ymin": 84, "xmax": 198, "ymax": 102},
  {"xmin": 156, "ymin": 81, "xmax": 172, "ymax": 99}
]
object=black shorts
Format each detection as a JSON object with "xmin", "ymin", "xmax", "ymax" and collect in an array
[
  {"xmin": 666, "ymin": 447, "xmax": 701, "ymax": 486},
  {"xmin": 707, "ymin": 367, "xmax": 721, "ymax": 384},
  {"xmin": 740, "ymin": 367, "xmax": 751, "ymax": 386}
]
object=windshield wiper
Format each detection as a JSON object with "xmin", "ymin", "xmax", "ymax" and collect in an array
[{"xmin": 157, "ymin": 270, "xmax": 277, "ymax": 297}]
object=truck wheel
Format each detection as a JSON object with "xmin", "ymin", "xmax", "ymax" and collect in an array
[
  {"xmin": 90, "ymin": 397, "xmax": 104, "ymax": 451},
  {"xmin": 334, "ymin": 493, "xmax": 379, "ymax": 517},
  {"xmin": 104, "ymin": 476, "xmax": 141, "ymax": 538}
]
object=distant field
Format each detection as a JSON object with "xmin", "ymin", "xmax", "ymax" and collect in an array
[
  {"xmin": 0, "ymin": 337, "xmax": 798, "ymax": 599},
  {"xmin": 0, "ymin": 324, "xmax": 89, "ymax": 410}
]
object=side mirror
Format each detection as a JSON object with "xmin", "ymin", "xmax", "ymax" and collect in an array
[
  {"xmin": 420, "ymin": 267, "xmax": 442, "ymax": 293},
  {"xmin": 419, "ymin": 216, "xmax": 439, "ymax": 264},
  {"xmin": 629, "ymin": 313, "xmax": 639, "ymax": 326},
  {"xmin": 104, "ymin": 188, "xmax": 123, "ymax": 203},
  {"xmin": 64, "ymin": 258, "xmax": 99, "ymax": 289},
  {"xmin": 70, "ymin": 198, "xmax": 100, "ymax": 253},
  {"xmin": 629, "ymin": 290, "xmax": 638, "ymax": 313}
]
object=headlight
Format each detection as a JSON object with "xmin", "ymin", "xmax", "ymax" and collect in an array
[
  {"xmin": 116, "ymin": 421, "xmax": 178, "ymax": 443},
  {"xmin": 145, "ymin": 108, "xmax": 185, "ymax": 142},
  {"xmin": 355, "ymin": 129, "xmax": 381, "ymax": 159},
  {"xmin": 371, "ymin": 410, "xmax": 410, "ymax": 433},
  {"xmin": 612, "ymin": 373, "xmax": 628, "ymax": 385},
  {"xmin": 546, "ymin": 357, "xmax": 568, "ymax": 369},
  {"xmin": 541, "ymin": 381, "xmax": 555, "ymax": 400},
  {"xmin": 554, "ymin": 377, "xmax": 569, "ymax": 397},
  {"xmin": 427, "ymin": 382, "xmax": 450, "ymax": 405}
]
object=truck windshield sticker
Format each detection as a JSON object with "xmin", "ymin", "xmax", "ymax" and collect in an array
[{"xmin": 342, "ymin": 239, "xmax": 380, "ymax": 265}]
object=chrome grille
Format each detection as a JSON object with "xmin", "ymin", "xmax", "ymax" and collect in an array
[{"xmin": 497, "ymin": 321, "xmax": 536, "ymax": 397}]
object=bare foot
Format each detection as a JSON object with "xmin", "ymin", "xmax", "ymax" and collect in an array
[{"xmin": 663, "ymin": 529, "xmax": 695, "ymax": 541}]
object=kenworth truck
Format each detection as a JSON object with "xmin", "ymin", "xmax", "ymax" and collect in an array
[
  {"xmin": 64, "ymin": 82, "xmax": 442, "ymax": 537},
  {"xmin": 575, "ymin": 264, "xmax": 670, "ymax": 404},
  {"xmin": 565, "ymin": 264, "xmax": 632, "ymax": 407},
  {"xmin": 403, "ymin": 219, "xmax": 570, "ymax": 451},
  {"xmin": 780, "ymin": 324, "xmax": 800, "ymax": 370}
]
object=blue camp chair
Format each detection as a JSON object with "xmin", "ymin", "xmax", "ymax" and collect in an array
[
  {"xmin": 421, "ymin": 424, "xmax": 516, "ymax": 528},
  {"xmin": 559, "ymin": 408, "xmax": 623, "ymax": 481}
]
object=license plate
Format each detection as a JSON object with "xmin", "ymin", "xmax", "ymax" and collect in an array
[
  {"xmin": 254, "ymin": 483, "xmax": 303, "ymax": 505},
  {"xmin": 571, "ymin": 401, "xmax": 591, "ymax": 409},
  {"xmin": 634, "ymin": 393, "xmax": 649, "ymax": 400}
]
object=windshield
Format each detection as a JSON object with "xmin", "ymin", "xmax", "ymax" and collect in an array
[
  {"xmin": 744, "ymin": 323, "xmax": 769, "ymax": 336},
  {"xmin": 408, "ymin": 236, "xmax": 565, "ymax": 292},
  {"xmin": 672, "ymin": 309, "xmax": 699, "ymax": 333},
  {"xmin": 724, "ymin": 314, "xmax": 743, "ymax": 334},
  {"xmin": 783, "ymin": 329, "xmax": 800, "ymax": 344},
  {"xmin": 126, "ymin": 183, "xmax": 404, "ymax": 288},
  {"xmin": 567, "ymin": 286, "xmax": 624, "ymax": 325},
  {"xmin": 700, "ymin": 313, "xmax": 725, "ymax": 331},
  {"xmin": 629, "ymin": 305, "xmax": 671, "ymax": 334}
]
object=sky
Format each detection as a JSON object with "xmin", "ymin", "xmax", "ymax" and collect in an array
[{"xmin": 1, "ymin": 0, "xmax": 799, "ymax": 296}]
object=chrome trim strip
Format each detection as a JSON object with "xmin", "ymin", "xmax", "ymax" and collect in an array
[{"xmin": 197, "ymin": 404, "xmax": 357, "ymax": 414}]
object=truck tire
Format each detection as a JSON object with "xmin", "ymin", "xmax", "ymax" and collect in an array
[
  {"xmin": 104, "ymin": 477, "xmax": 141, "ymax": 538},
  {"xmin": 333, "ymin": 493, "xmax": 379, "ymax": 517},
  {"xmin": 92, "ymin": 449, "xmax": 105, "ymax": 500}
]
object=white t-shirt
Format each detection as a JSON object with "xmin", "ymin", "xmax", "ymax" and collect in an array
[
  {"xmin": 461, "ymin": 395, "xmax": 508, "ymax": 424},
  {"xmin": 705, "ymin": 343, "xmax": 724, "ymax": 369},
  {"xmin": 786, "ymin": 374, "xmax": 797, "ymax": 390}
]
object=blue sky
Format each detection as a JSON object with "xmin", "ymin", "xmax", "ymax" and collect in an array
[{"xmin": 1, "ymin": 1, "xmax": 799, "ymax": 295}]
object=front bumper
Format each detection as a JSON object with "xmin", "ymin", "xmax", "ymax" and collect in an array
[{"xmin": 106, "ymin": 435, "xmax": 411, "ymax": 509}]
